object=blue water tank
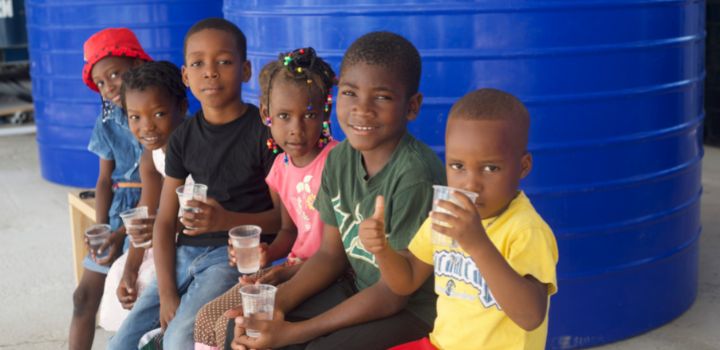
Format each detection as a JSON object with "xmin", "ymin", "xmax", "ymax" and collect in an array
[
  {"xmin": 26, "ymin": 0, "xmax": 222, "ymax": 187},
  {"xmin": 225, "ymin": 1, "xmax": 704, "ymax": 348}
]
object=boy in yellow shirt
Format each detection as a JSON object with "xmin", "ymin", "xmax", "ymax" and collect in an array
[{"xmin": 359, "ymin": 88, "xmax": 559, "ymax": 350}]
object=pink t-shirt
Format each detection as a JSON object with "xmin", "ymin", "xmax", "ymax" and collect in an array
[{"xmin": 265, "ymin": 140, "xmax": 338, "ymax": 261}]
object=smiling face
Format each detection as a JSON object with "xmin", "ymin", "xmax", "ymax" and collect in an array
[
  {"xmin": 125, "ymin": 86, "xmax": 186, "ymax": 151},
  {"xmin": 262, "ymin": 79, "xmax": 325, "ymax": 167},
  {"xmin": 91, "ymin": 56, "xmax": 139, "ymax": 107},
  {"xmin": 182, "ymin": 28, "xmax": 250, "ymax": 111},
  {"xmin": 336, "ymin": 62, "xmax": 422, "ymax": 160},
  {"xmin": 445, "ymin": 117, "xmax": 532, "ymax": 219}
]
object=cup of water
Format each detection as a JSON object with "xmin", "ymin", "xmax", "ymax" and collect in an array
[
  {"xmin": 240, "ymin": 284, "xmax": 277, "ymax": 338},
  {"xmin": 229, "ymin": 225, "xmax": 262, "ymax": 275},
  {"xmin": 175, "ymin": 183, "xmax": 207, "ymax": 228},
  {"xmin": 119, "ymin": 206, "xmax": 150, "ymax": 248},
  {"xmin": 431, "ymin": 185, "xmax": 479, "ymax": 247},
  {"xmin": 84, "ymin": 224, "xmax": 111, "ymax": 259}
]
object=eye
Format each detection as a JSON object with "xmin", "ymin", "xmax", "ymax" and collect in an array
[
  {"xmin": 128, "ymin": 114, "xmax": 140, "ymax": 121},
  {"xmin": 375, "ymin": 94, "xmax": 391, "ymax": 101},
  {"xmin": 340, "ymin": 90, "xmax": 356, "ymax": 97},
  {"xmin": 154, "ymin": 112, "xmax": 166, "ymax": 118},
  {"xmin": 304, "ymin": 113, "xmax": 317, "ymax": 120},
  {"xmin": 218, "ymin": 60, "xmax": 232, "ymax": 65},
  {"xmin": 276, "ymin": 113, "xmax": 289, "ymax": 120},
  {"xmin": 95, "ymin": 81, "xmax": 105, "ymax": 88},
  {"xmin": 110, "ymin": 72, "xmax": 119, "ymax": 79},
  {"xmin": 449, "ymin": 162, "xmax": 464, "ymax": 171},
  {"xmin": 483, "ymin": 165, "xmax": 500, "ymax": 172},
  {"xmin": 190, "ymin": 61, "xmax": 202, "ymax": 68}
]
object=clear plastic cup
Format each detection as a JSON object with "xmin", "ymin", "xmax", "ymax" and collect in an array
[
  {"xmin": 431, "ymin": 185, "xmax": 479, "ymax": 247},
  {"xmin": 84, "ymin": 224, "xmax": 111, "ymax": 258},
  {"xmin": 240, "ymin": 284, "xmax": 277, "ymax": 338},
  {"xmin": 119, "ymin": 206, "xmax": 150, "ymax": 248},
  {"xmin": 175, "ymin": 183, "xmax": 207, "ymax": 228},
  {"xmin": 229, "ymin": 225, "xmax": 262, "ymax": 275}
]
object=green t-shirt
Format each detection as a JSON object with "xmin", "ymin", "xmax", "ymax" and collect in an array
[{"xmin": 315, "ymin": 132, "xmax": 446, "ymax": 325}]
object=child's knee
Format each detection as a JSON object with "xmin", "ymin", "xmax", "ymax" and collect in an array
[{"xmin": 72, "ymin": 284, "xmax": 102, "ymax": 315}]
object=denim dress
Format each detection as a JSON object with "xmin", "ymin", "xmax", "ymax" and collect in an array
[{"xmin": 85, "ymin": 104, "xmax": 143, "ymax": 274}]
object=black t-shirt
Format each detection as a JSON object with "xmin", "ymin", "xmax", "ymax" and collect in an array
[{"xmin": 166, "ymin": 104, "xmax": 276, "ymax": 246}]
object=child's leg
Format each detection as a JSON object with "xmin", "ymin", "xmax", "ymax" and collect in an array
[
  {"xmin": 69, "ymin": 267, "xmax": 106, "ymax": 350},
  {"xmin": 163, "ymin": 246, "xmax": 239, "ymax": 349},
  {"xmin": 194, "ymin": 283, "xmax": 244, "ymax": 348}
]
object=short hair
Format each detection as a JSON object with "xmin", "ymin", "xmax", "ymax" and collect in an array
[
  {"xmin": 184, "ymin": 18, "xmax": 247, "ymax": 60},
  {"xmin": 340, "ymin": 31, "xmax": 421, "ymax": 97},
  {"xmin": 120, "ymin": 60, "xmax": 187, "ymax": 110},
  {"xmin": 449, "ymin": 88, "xmax": 530, "ymax": 150},
  {"xmin": 259, "ymin": 47, "xmax": 336, "ymax": 116}
]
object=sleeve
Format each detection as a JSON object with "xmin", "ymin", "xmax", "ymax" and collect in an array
[
  {"xmin": 408, "ymin": 218, "xmax": 434, "ymax": 265},
  {"xmin": 314, "ymin": 162, "xmax": 338, "ymax": 227},
  {"xmin": 386, "ymin": 181, "xmax": 434, "ymax": 251},
  {"xmin": 264, "ymin": 156, "xmax": 282, "ymax": 194},
  {"xmin": 507, "ymin": 227, "xmax": 559, "ymax": 295},
  {"xmin": 87, "ymin": 115, "xmax": 114, "ymax": 160},
  {"xmin": 164, "ymin": 126, "xmax": 188, "ymax": 180}
]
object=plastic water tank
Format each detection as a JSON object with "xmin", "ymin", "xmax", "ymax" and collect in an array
[
  {"xmin": 26, "ymin": 0, "xmax": 222, "ymax": 187},
  {"xmin": 225, "ymin": 1, "xmax": 704, "ymax": 348}
]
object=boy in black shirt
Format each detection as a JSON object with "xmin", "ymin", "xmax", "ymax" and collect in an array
[{"xmin": 108, "ymin": 18, "xmax": 279, "ymax": 349}]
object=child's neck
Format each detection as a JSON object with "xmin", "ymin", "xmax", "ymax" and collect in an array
[
  {"xmin": 202, "ymin": 99, "xmax": 248, "ymax": 125},
  {"xmin": 360, "ymin": 135, "xmax": 404, "ymax": 179},
  {"xmin": 290, "ymin": 146, "xmax": 323, "ymax": 168}
]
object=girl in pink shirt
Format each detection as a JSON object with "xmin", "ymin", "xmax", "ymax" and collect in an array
[{"xmin": 194, "ymin": 47, "xmax": 337, "ymax": 350}]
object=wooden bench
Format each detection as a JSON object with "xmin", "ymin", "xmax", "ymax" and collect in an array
[{"xmin": 68, "ymin": 190, "xmax": 96, "ymax": 285}]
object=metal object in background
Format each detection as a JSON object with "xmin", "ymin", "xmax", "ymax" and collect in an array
[
  {"xmin": 225, "ymin": 1, "xmax": 704, "ymax": 348},
  {"xmin": 26, "ymin": 0, "xmax": 223, "ymax": 187}
]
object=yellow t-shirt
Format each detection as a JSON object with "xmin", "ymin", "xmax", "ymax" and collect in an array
[{"xmin": 409, "ymin": 191, "xmax": 558, "ymax": 350}]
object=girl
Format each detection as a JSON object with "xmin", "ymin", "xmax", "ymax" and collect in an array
[
  {"xmin": 193, "ymin": 47, "xmax": 337, "ymax": 350},
  {"xmin": 70, "ymin": 28, "xmax": 150, "ymax": 350},
  {"xmin": 97, "ymin": 60, "xmax": 189, "ymax": 331}
]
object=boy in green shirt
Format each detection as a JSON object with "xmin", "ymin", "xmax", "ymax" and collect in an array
[{"xmin": 228, "ymin": 31, "xmax": 445, "ymax": 350}]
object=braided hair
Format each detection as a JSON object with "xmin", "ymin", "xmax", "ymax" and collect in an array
[
  {"xmin": 120, "ymin": 60, "xmax": 187, "ymax": 111},
  {"xmin": 259, "ymin": 47, "xmax": 336, "ymax": 119}
]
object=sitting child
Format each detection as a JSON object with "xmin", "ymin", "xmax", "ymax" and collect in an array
[
  {"xmin": 193, "ymin": 47, "xmax": 338, "ymax": 350},
  {"xmin": 360, "ymin": 88, "xmax": 559, "ymax": 350},
  {"xmin": 97, "ymin": 60, "xmax": 189, "ymax": 331},
  {"xmin": 69, "ymin": 27, "xmax": 150, "ymax": 350}
]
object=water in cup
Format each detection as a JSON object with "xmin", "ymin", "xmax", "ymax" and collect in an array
[
  {"xmin": 431, "ymin": 185, "xmax": 479, "ymax": 247},
  {"xmin": 240, "ymin": 284, "xmax": 277, "ymax": 338},
  {"xmin": 119, "ymin": 207, "xmax": 150, "ymax": 248},
  {"xmin": 84, "ymin": 224, "xmax": 111, "ymax": 258},
  {"xmin": 229, "ymin": 225, "xmax": 262, "ymax": 275}
]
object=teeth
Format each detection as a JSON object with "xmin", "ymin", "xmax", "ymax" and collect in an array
[{"xmin": 353, "ymin": 125, "xmax": 375, "ymax": 131}]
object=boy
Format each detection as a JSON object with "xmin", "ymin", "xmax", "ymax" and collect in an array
[
  {"xmin": 108, "ymin": 18, "xmax": 279, "ymax": 349},
  {"xmin": 360, "ymin": 88, "xmax": 559, "ymax": 350},
  {"xmin": 228, "ymin": 31, "xmax": 445, "ymax": 350}
]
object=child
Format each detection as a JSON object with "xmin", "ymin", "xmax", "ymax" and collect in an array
[
  {"xmin": 228, "ymin": 31, "xmax": 445, "ymax": 350},
  {"xmin": 360, "ymin": 88, "xmax": 559, "ymax": 350},
  {"xmin": 107, "ymin": 18, "xmax": 279, "ymax": 350},
  {"xmin": 193, "ymin": 46, "xmax": 338, "ymax": 350},
  {"xmin": 69, "ymin": 27, "xmax": 150, "ymax": 350},
  {"xmin": 97, "ymin": 60, "xmax": 188, "ymax": 331}
]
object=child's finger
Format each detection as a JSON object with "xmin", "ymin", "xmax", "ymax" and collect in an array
[
  {"xmin": 430, "ymin": 210, "xmax": 459, "ymax": 227},
  {"xmin": 435, "ymin": 199, "xmax": 465, "ymax": 216},
  {"xmin": 452, "ymin": 191, "xmax": 477, "ymax": 212},
  {"xmin": 372, "ymin": 195, "xmax": 385, "ymax": 221},
  {"xmin": 224, "ymin": 305, "xmax": 244, "ymax": 319}
]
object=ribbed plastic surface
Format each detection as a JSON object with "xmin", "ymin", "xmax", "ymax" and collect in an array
[
  {"xmin": 225, "ymin": 1, "xmax": 705, "ymax": 348},
  {"xmin": 26, "ymin": 0, "xmax": 222, "ymax": 187}
]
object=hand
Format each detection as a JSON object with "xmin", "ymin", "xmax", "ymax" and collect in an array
[
  {"xmin": 159, "ymin": 292, "xmax": 180, "ymax": 331},
  {"xmin": 181, "ymin": 198, "xmax": 227, "ymax": 235},
  {"xmin": 117, "ymin": 270, "xmax": 138, "ymax": 310},
  {"xmin": 239, "ymin": 264, "xmax": 298, "ymax": 286},
  {"xmin": 126, "ymin": 216, "xmax": 155, "ymax": 248},
  {"xmin": 95, "ymin": 229, "xmax": 125, "ymax": 265},
  {"xmin": 430, "ymin": 191, "xmax": 488, "ymax": 249},
  {"xmin": 358, "ymin": 196, "xmax": 389, "ymax": 254},
  {"xmin": 231, "ymin": 309, "xmax": 293, "ymax": 350}
]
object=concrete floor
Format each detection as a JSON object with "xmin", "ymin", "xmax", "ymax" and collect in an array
[{"xmin": 0, "ymin": 133, "xmax": 718, "ymax": 349}]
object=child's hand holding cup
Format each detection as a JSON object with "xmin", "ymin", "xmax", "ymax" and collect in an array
[
  {"xmin": 119, "ymin": 206, "xmax": 153, "ymax": 248},
  {"xmin": 175, "ymin": 183, "xmax": 208, "ymax": 230},
  {"xmin": 84, "ymin": 224, "xmax": 112, "ymax": 261},
  {"xmin": 431, "ymin": 185, "xmax": 479, "ymax": 247}
]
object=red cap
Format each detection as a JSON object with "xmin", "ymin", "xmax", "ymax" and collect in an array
[{"xmin": 82, "ymin": 28, "xmax": 152, "ymax": 92}]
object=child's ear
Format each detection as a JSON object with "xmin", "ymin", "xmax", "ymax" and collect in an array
[
  {"xmin": 241, "ymin": 61, "xmax": 252, "ymax": 83},
  {"xmin": 405, "ymin": 92, "xmax": 423, "ymax": 122},
  {"xmin": 259, "ymin": 104, "xmax": 269, "ymax": 125},
  {"xmin": 181, "ymin": 65, "xmax": 190, "ymax": 88},
  {"xmin": 520, "ymin": 152, "xmax": 533, "ymax": 179}
]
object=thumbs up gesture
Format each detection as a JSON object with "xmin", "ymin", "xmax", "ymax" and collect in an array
[{"xmin": 359, "ymin": 196, "xmax": 389, "ymax": 254}]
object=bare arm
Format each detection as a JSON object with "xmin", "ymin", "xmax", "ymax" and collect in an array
[
  {"xmin": 181, "ymin": 198, "xmax": 281, "ymax": 235},
  {"xmin": 154, "ymin": 175, "xmax": 184, "ymax": 329},
  {"xmin": 94, "ymin": 158, "xmax": 114, "ymax": 224},
  {"xmin": 264, "ymin": 191, "xmax": 297, "ymax": 263}
]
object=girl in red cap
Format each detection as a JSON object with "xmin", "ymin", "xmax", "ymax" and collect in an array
[{"xmin": 69, "ymin": 27, "xmax": 151, "ymax": 350}]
